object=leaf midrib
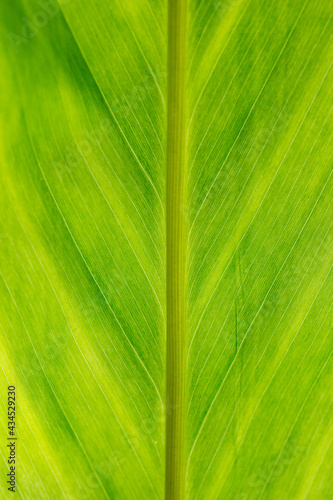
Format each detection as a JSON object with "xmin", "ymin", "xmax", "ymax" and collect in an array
[{"xmin": 165, "ymin": 0, "xmax": 187, "ymax": 498}]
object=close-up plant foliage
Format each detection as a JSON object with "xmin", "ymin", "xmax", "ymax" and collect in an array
[{"xmin": 0, "ymin": 0, "xmax": 332, "ymax": 498}]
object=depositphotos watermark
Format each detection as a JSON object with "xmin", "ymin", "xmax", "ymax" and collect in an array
[
  {"xmin": 213, "ymin": 0, "xmax": 243, "ymax": 19},
  {"xmin": 7, "ymin": 0, "xmax": 71, "ymax": 53},
  {"xmin": 53, "ymin": 65, "xmax": 166, "ymax": 180},
  {"xmin": 235, "ymin": 440, "xmax": 306, "ymax": 500}
]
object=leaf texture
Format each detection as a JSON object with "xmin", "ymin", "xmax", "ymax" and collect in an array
[{"xmin": 0, "ymin": 0, "xmax": 332, "ymax": 499}]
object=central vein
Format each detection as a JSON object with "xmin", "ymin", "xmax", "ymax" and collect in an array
[{"xmin": 165, "ymin": 0, "xmax": 187, "ymax": 498}]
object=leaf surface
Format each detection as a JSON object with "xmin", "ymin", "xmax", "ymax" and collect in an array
[{"xmin": 0, "ymin": 0, "xmax": 332, "ymax": 499}]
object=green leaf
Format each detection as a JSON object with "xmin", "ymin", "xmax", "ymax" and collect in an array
[{"xmin": 0, "ymin": 0, "xmax": 332, "ymax": 499}]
